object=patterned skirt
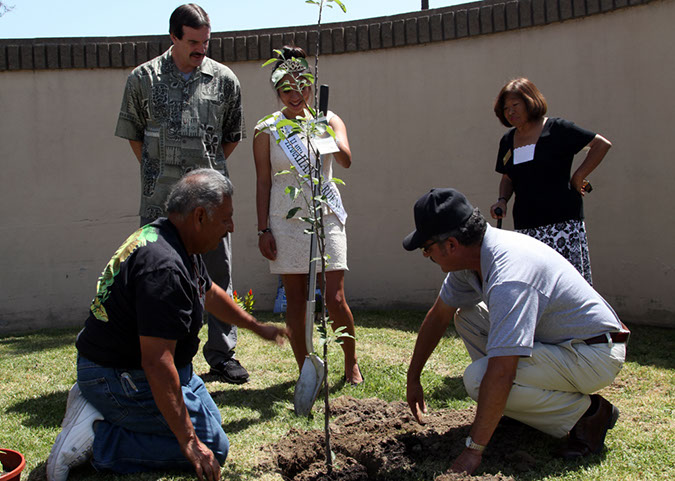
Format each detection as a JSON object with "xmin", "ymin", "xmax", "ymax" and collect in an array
[{"xmin": 516, "ymin": 219, "xmax": 593, "ymax": 285}]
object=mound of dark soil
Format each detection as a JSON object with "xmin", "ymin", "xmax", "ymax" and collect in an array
[{"xmin": 261, "ymin": 396, "xmax": 551, "ymax": 480}]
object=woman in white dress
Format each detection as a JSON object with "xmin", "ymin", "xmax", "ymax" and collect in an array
[{"xmin": 253, "ymin": 46, "xmax": 362, "ymax": 384}]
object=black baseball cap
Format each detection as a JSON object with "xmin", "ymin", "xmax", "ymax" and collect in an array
[{"xmin": 402, "ymin": 188, "xmax": 475, "ymax": 251}]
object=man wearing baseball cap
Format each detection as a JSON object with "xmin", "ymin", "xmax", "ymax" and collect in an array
[{"xmin": 403, "ymin": 188, "xmax": 629, "ymax": 475}]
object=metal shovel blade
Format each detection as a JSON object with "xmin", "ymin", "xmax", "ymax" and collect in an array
[{"xmin": 293, "ymin": 353, "xmax": 325, "ymax": 416}]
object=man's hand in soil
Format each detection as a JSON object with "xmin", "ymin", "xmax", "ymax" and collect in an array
[
  {"xmin": 183, "ymin": 436, "xmax": 221, "ymax": 481},
  {"xmin": 451, "ymin": 448, "xmax": 482, "ymax": 475},
  {"xmin": 406, "ymin": 379, "xmax": 427, "ymax": 425}
]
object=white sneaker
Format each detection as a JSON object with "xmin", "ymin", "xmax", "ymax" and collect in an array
[{"xmin": 46, "ymin": 383, "xmax": 103, "ymax": 481}]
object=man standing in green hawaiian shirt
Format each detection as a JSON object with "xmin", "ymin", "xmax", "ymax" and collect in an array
[{"xmin": 115, "ymin": 3, "xmax": 249, "ymax": 384}]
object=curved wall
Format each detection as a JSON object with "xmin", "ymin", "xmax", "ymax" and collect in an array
[{"xmin": 1, "ymin": 0, "xmax": 673, "ymax": 333}]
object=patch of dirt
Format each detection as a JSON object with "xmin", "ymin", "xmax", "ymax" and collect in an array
[{"xmin": 261, "ymin": 396, "xmax": 552, "ymax": 480}]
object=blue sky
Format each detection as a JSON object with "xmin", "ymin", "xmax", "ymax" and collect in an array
[{"xmin": 0, "ymin": 0, "xmax": 467, "ymax": 39}]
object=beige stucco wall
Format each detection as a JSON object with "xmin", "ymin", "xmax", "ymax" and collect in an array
[{"xmin": 1, "ymin": 1, "xmax": 673, "ymax": 333}]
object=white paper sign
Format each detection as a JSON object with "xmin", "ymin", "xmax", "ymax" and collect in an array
[{"xmin": 310, "ymin": 136, "xmax": 340, "ymax": 155}]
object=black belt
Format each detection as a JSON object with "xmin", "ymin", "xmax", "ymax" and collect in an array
[{"xmin": 584, "ymin": 331, "xmax": 630, "ymax": 345}]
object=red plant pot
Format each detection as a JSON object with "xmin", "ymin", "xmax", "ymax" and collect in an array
[{"xmin": 0, "ymin": 449, "xmax": 26, "ymax": 481}]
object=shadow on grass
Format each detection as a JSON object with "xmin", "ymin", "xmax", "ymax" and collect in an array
[
  {"xmin": 623, "ymin": 325, "xmax": 675, "ymax": 370},
  {"xmin": 7, "ymin": 389, "xmax": 68, "ymax": 429},
  {"xmin": 484, "ymin": 419, "xmax": 610, "ymax": 481},
  {"xmin": 26, "ymin": 459, "xmax": 259, "ymax": 481},
  {"xmin": 0, "ymin": 328, "xmax": 78, "ymax": 356},
  {"xmin": 351, "ymin": 310, "xmax": 426, "ymax": 334},
  {"xmin": 206, "ymin": 379, "xmax": 296, "ymax": 435},
  {"xmin": 402, "ymin": 417, "xmax": 608, "ymax": 481},
  {"xmin": 425, "ymin": 375, "xmax": 470, "ymax": 404}
]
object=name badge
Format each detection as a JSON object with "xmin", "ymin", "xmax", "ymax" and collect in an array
[{"xmin": 513, "ymin": 144, "xmax": 535, "ymax": 165}]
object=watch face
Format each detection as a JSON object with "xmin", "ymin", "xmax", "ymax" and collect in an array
[{"xmin": 465, "ymin": 436, "xmax": 485, "ymax": 451}]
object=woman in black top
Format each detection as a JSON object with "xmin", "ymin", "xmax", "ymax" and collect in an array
[{"xmin": 489, "ymin": 78, "xmax": 612, "ymax": 284}]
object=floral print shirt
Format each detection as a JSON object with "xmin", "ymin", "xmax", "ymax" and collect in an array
[{"xmin": 115, "ymin": 48, "xmax": 245, "ymax": 220}]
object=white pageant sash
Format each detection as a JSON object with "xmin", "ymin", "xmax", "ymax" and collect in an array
[{"xmin": 268, "ymin": 113, "xmax": 347, "ymax": 225}]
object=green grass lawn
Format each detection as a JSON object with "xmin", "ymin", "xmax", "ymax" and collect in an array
[{"xmin": 1, "ymin": 311, "xmax": 673, "ymax": 480}]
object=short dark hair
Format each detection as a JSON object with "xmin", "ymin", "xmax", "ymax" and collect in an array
[
  {"xmin": 166, "ymin": 169, "xmax": 233, "ymax": 218},
  {"xmin": 169, "ymin": 4, "xmax": 210, "ymax": 40},
  {"xmin": 431, "ymin": 208, "xmax": 487, "ymax": 247},
  {"xmin": 493, "ymin": 78, "xmax": 548, "ymax": 128}
]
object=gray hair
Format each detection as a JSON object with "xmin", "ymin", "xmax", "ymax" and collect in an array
[
  {"xmin": 166, "ymin": 168, "xmax": 233, "ymax": 218},
  {"xmin": 430, "ymin": 208, "xmax": 487, "ymax": 246}
]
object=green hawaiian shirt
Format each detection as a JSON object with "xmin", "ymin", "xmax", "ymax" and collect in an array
[{"xmin": 115, "ymin": 48, "xmax": 245, "ymax": 220}]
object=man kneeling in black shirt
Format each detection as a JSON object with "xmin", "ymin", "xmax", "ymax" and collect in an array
[{"xmin": 47, "ymin": 169, "xmax": 286, "ymax": 481}]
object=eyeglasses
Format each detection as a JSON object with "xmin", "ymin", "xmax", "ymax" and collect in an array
[{"xmin": 421, "ymin": 239, "xmax": 441, "ymax": 254}]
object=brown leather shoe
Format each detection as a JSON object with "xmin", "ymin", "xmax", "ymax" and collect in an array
[{"xmin": 558, "ymin": 395, "xmax": 620, "ymax": 459}]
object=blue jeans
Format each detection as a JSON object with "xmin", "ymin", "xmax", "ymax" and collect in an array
[{"xmin": 77, "ymin": 356, "xmax": 229, "ymax": 473}]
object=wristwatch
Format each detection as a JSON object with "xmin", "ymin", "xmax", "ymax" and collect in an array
[
  {"xmin": 465, "ymin": 436, "xmax": 486, "ymax": 452},
  {"xmin": 257, "ymin": 228, "xmax": 271, "ymax": 236}
]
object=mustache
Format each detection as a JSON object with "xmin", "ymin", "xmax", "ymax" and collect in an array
[{"xmin": 190, "ymin": 52, "xmax": 205, "ymax": 58}]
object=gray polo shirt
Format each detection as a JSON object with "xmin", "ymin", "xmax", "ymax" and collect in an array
[{"xmin": 440, "ymin": 226, "xmax": 622, "ymax": 357}]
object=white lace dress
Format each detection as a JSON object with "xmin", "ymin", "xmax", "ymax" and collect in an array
[{"xmin": 262, "ymin": 111, "xmax": 348, "ymax": 274}]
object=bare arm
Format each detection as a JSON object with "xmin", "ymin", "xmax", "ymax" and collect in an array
[
  {"xmin": 139, "ymin": 336, "xmax": 220, "ymax": 481},
  {"xmin": 129, "ymin": 140, "xmax": 143, "ymax": 164},
  {"xmin": 205, "ymin": 282, "xmax": 286, "ymax": 343},
  {"xmin": 571, "ymin": 134, "xmax": 612, "ymax": 194},
  {"xmin": 490, "ymin": 174, "xmax": 513, "ymax": 219},
  {"xmin": 329, "ymin": 114, "xmax": 352, "ymax": 169},
  {"xmin": 222, "ymin": 141, "xmax": 239, "ymax": 161},
  {"xmin": 252, "ymin": 130, "xmax": 276, "ymax": 261},
  {"xmin": 451, "ymin": 355, "xmax": 519, "ymax": 475},
  {"xmin": 407, "ymin": 296, "xmax": 457, "ymax": 424}
]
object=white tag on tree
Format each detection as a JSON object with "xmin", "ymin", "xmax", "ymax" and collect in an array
[{"xmin": 310, "ymin": 136, "xmax": 340, "ymax": 155}]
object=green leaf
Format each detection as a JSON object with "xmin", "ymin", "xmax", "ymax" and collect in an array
[
  {"xmin": 286, "ymin": 207, "xmax": 301, "ymax": 219},
  {"xmin": 274, "ymin": 170, "xmax": 292, "ymax": 176},
  {"xmin": 332, "ymin": 0, "xmax": 347, "ymax": 13},
  {"xmin": 276, "ymin": 119, "xmax": 297, "ymax": 129},
  {"xmin": 261, "ymin": 58, "xmax": 277, "ymax": 68},
  {"xmin": 271, "ymin": 70, "xmax": 287, "ymax": 87},
  {"xmin": 257, "ymin": 113, "xmax": 275, "ymax": 122},
  {"xmin": 331, "ymin": 177, "xmax": 345, "ymax": 185},
  {"xmin": 302, "ymin": 73, "xmax": 315, "ymax": 84},
  {"xmin": 285, "ymin": 186, "xmax": 300, "ymax": 201}
]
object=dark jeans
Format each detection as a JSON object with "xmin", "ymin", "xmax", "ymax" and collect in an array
[{"xmin": 77, "ymin": 356, "xmax": 229, "ymax": 473}]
